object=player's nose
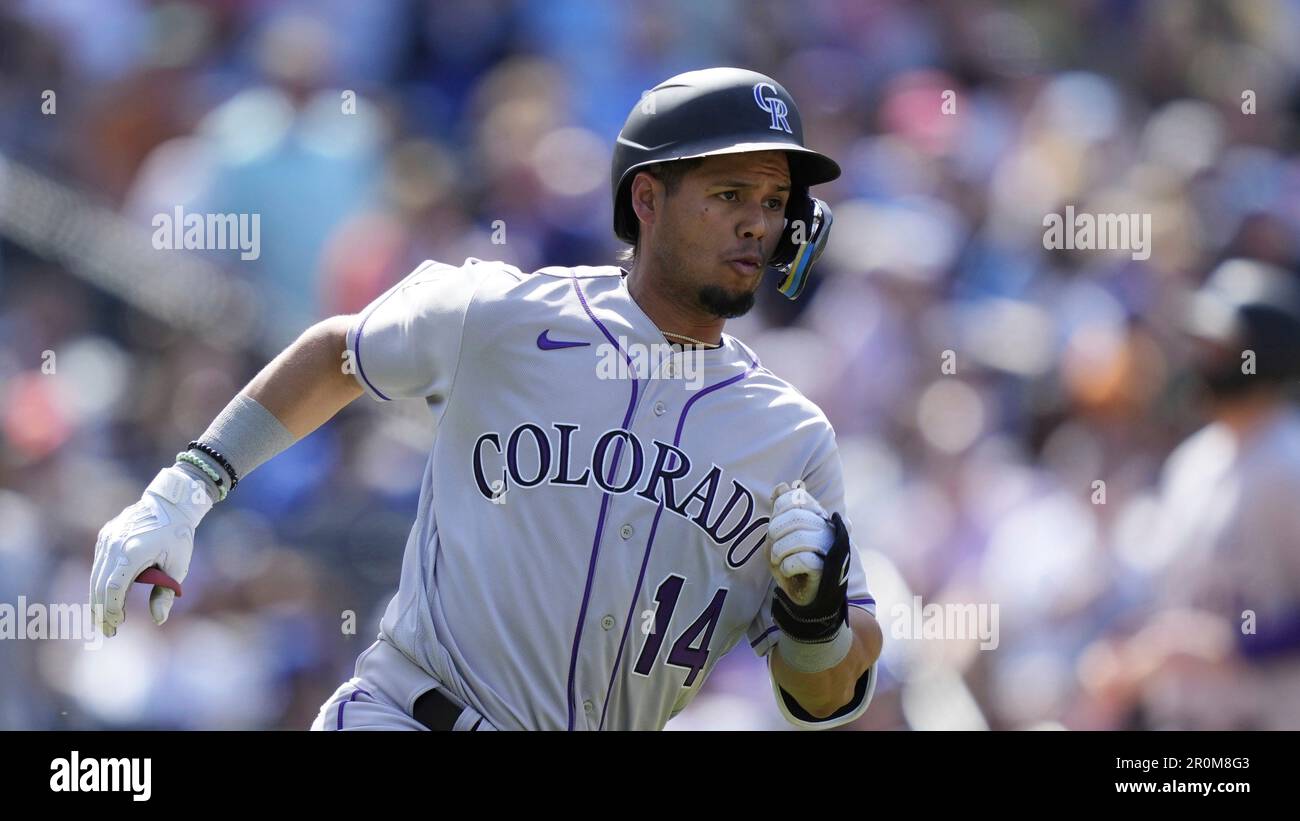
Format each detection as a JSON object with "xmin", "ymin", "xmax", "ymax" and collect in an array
[{"xmin": 736, "ymin": 199, "xmax": 772, "ymax": 242}]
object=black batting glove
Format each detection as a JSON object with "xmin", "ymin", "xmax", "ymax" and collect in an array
[{"xmin": 771, "ymin": 511, "xmax": 851, "ymax": 644}]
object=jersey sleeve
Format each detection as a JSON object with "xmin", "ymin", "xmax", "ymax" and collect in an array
[
  {"xmin": 346, "ymin": 258, "xmax": 507, "ymax": 403},
  {"xmin": 745, "ymin": 425, "xmax": 879, "ymax": 729}
]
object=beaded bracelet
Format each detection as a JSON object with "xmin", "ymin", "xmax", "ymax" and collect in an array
[
  {"xmin": 176, "ymin": 451, "xmax": 227, "ymax": 502},
  {"xmin": 187, "ymin": 441, "xmax": 240, "ymax": 492}
]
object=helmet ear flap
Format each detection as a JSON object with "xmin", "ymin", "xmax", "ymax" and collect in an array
[
  {"xmin": 770, "ymin": 193, "xmax": 833, "ymax": 300},
  {"xmin": 770, "ymin": 186, "xmax": 810, "ymax": 269}
]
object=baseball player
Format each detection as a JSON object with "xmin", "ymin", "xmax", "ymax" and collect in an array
[
  {"xmin": 1083, "ymin": 258, "xmax": 1300, "ymax": 729},
  {"xmin": 90, "ymin": 67, "xmax": 883, "ymax": 730}
]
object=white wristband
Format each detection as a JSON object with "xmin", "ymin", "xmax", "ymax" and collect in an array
[{"xmin": 776, "ymin": 621, "xmax": 853, "ymax": 673}]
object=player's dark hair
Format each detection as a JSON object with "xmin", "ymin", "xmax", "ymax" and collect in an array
[{"xmin": 617, "ymin": 158, "xmax": 706, "ymax": 264}]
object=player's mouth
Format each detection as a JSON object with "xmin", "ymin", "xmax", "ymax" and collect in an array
[{"xmin": 726, "ymin": 253, "xmax": 763, "ymax": 277}]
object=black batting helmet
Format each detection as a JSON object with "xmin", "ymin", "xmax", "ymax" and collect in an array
[{"xmin": 611, "ymin": 67, "xmax": 841, "ymax": 299}]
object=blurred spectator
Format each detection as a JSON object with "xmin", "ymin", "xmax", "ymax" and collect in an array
[{"xmin": 1079, "ymin": 257, "xmax": 1300, "ymax": 730}]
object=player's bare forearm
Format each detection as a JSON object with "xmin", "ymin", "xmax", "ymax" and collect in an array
[
  {"xmin": 243, "ymin": 315, "xmax": 363, "ymax": 438},
  {"xmin": 771, "ymin": 607, "xmax": 883, "ymax": 719}
]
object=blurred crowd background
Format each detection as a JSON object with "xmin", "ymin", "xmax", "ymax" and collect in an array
[{"xmin": 3, "ymin": 0, "xmax": 1300, "ymax": 730}]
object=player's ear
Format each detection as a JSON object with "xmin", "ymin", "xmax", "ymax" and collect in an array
[{"xmin": 629, "ymin": 171, "xmax": 663, "ymax": 234}]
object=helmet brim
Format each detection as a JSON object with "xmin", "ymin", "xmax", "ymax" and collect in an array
[{"xmin": 614, "ymin": 139, "xmax": 840, "ymax": 188}]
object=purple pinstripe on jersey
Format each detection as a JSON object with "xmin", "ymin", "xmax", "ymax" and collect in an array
[
  {"xmin": 566, "ymin": 275, "xmax": 641, "ymax": 731},
  {"xmin": 335, "ymin": 686, "xmax": 372, "ymax": 730},
  {"xmin": 598, "ymin": 350, "xmax": 758, "ymax": 730},
  {"xmin": 599, "ymin": 493, "xmax": 670, "ymax": 729},
  {"xmin": 349, "ymin": 259, "xmax": 443, "ymax": 401},
  {"xmin": 352, "ymin": 312, "xmax": 391, "ymax": 401}
]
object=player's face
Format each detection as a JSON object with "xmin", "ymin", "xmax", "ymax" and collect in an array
[{"xmin": 653, "ymin": 151, "xmax": 791, "ymax": 319}]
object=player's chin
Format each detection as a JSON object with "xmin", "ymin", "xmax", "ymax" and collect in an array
[{"xmin": 697, "ymin": 282, "xmax": 758, "ymax": 319}]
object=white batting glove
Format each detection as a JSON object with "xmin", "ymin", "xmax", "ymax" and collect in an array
[
  {"xmin": 90, "ymin": 466, "xmax": 212, "ymax": 636},
  {"xmin": 767, "ymin": 480, "xmax": 834, "ymax": 606}
]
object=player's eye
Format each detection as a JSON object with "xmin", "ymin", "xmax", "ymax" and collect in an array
[
  {"xmin": 718, "ymin": 190, "xmax": 739, "ymax": 202},
  {"xmin": 766, "ymin": 198, "xmax": 786, "ymax": 210}
]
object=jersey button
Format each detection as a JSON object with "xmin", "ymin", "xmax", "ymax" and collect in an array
[
  {"xmin": 583, "ymin": 700, "xmax": 594, "ymax": 714},
  {"xmin": 653, "ymin": 401, "xmax": 667, "ymax": 416},
  {"xmin": 620, "ymin": 524, "xmax": 634, "ymax": 540},
  {"xmin": 601, "ymin": 615, "xmax": 615, "ymax": 630}
]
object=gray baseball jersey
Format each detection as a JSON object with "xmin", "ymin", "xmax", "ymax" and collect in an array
[{"xmin": 339, "ymin": 257, "xmax": 877, "ymax": 730}]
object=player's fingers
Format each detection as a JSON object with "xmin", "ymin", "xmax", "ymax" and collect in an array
[
  {"xmin": 136, "ymin": 567, "xmax": 183, "ymax": 597},
  {"xmin": 159, "ymin": 529, "xmax": 193, "ymax": 582},
  {"xmin": 145, "ymin": 531, "xmax": 190, "ymax": 628},
  {"xmin": 138, "ymin": 566, "xmax": 183, "ymax": 626},
  {"xmin": 764, "ymin": 517, "xmax": 826, "ymax": 561},
  {"xmin": 89, "ymin": 531, "xmax": 105, "ymax": 628},
  {"xmin": 772, "ymin": 495, "xmax": 825, "ymax": 521},
  {"xmin": 765, "ymin": 507, "xmax": 827, "ymax": 544},
  {"xmin": 769, "ymin": 530, "xmax": 826, "ymax": 567},
  {"xmin": 90, "ymin": 529, "xmax": 119, "ymax": 635},
  {"xmin": 779, "ymin": 551, "xmax": 823, "ymax": 579},
  {"xmin": 769, "ymin": 482, "xmax": 793, "ymax": 503},
  {"xmin": 771, "ymin": 490, "xmax": 802, "ymax": 517},
  {"xmin": 149, "ymin": 586, "xmax": 175, "ymax": 626},
  {"xmin": 772, "ymin": 484, "xmax": 826, "ymax": 517},
  {"xmin": 103, "ymin": 545, "xmax": 147, "ymax": 629},
  {"xmin": 769, "ymin": 534, "xmax": 829, "ymax": 570}
]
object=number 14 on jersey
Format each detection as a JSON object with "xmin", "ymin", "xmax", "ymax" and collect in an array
[{"xmin": 633, "ymin": 575, "xmax": 728, "ymax": 687}]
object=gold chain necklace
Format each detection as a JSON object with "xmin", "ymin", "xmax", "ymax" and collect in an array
[{"xmin": 663, "ymin": 331, "xmax": 720, "ymax": 349}]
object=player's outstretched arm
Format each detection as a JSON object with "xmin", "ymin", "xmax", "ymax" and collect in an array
[
  {"xmin": 90, "ymin": 315, "xmax": 362, "ymax": 638},
  {"xmin": 243, "ymin": 314, "xmax": 363, "ymax": 439}
]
